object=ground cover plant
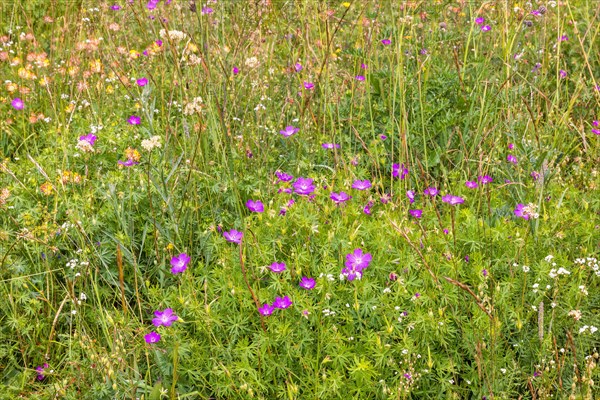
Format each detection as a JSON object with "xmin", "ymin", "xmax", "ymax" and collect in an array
[{"xmin": 0, "ymin": 0, "xmax": 599, "ymax": 398}]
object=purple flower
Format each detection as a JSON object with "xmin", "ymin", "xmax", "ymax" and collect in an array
[
  {"xmin": 414, "ymin": 292, "xmax": 421, "ymax": 298},
  {"xmin": 592, "ymin": 128, "xmax": 600, "ymax": 135},
  {"xmin": 355, "ymin": 75, "xmax": 365, "ymax": 81},
  {"xmin": 170, "ymin": 253, "xmax": 190, "ymax": 274},
  {"xmin": 294, "ymin": 63, "xmax": 303, "ymax": 72},
  {"xmin": 152, "ymin": 308, "xmax": 178, "ymax": 327},
  {"xmin": 224, "ymin": 229, "xmax": 243, "ymax": 244},
  {"xmin": 482, "ymin": 269, "xmax": 488, "ymax": 277},
  {"xmin": 507, "ymin": 154, "xmax": 518, "ymax": 164},
  {"xmin": 269, "ymin": 262, "xmax": 286, "ymax": 273},
  {"xmin": 279, "ymin": 125, "xmax": 299, "ymax": 137},
  {"xmin": 478, "ymin": 175, "xmax": 493, "ymax": 184},
  {"xmin": 380, "ymin": 135, "xmax": 387, "ymax": 140},
  {"xmin": 475, "ymin": 17, "xmax": 485, "ymax": 25},
  {"xmin": 258, "ymin": 303, "xmax": 274, "ymax": 316},
  {"xmin": 111, "ymin": 4, "xmax": 121, "ymax": 10},
  {"xmin": 531, "ymin": 171, "xmax": 540, "ymax": 181},
  {"xmin": 275, "ymin": 171, "xmax": 293, "ymax": 183},
  {"xmin": 361, "ymin": 63, "xmax": 367, "ymax": 69},
  {"xmin": 303, "ymin": 81, "xmax": 314, "ymax": 90},
  {"xmin": 273, "ymin": 296, "xmax": 292, "ymax": 309},
  {"xmin": 514, "ymin": 204, "xmax": 530, "ymax": 220},
  {"xmin": 136, "ymin": 77, "xmax": 148, "ymax": 86},
  {"xmin": 128, "ymin": 115, "xmax": 141, "ymax": 125},
  {"xmin": 35, "ymin": 363, "xmax": 49, "ymax": 380},
  {"xmin": 406, "ymin": 190, "xmax": 415, "ymax": 204},
  {"xmin": 392, "ymin": 163, "xmax": 409, "ymax": 179},
  {"xmin": 465, "ymin": 181, "xmax": 478, "ymax": 189},
  {"xmin": 363, "ymin": 201, "xmax": 374, "ymax": 215},
  {"xmin": 331, "ymin": 191, "xmax": 351, "ymax": 204},
  {"xmin": 481, "ymin": 25, "xmax": 491, "ymax": 32},
  {"xmin": 560, "ymin": 35, "xmax": 568, "ymax": 42},
  {"xmin": 381, "ymin": 39, "xmax": 391, "ymax": 45},
  {"xmin": 145, "ymin": 331, "xmax": 161, "ymax": 344},
  {"xmin": 424, "ymin": 187, "xmax": 438, "ymax": 196},
  {"xmin": 118, "ymin": 159, "xmax": 139, "ymax": 167},
  {"xmin": 559, "ymin": 69, "xmax": 567, "ymax": 78},
  {"xmin": 442, "ymin": 194, "xmax": 465, "ymax": 205},
  {"xmin": 232, "ymin": 66, "xmax": 239, "ymax": 75},
  {"xmin": 245, "ymin": 199, "xmax": 264, "ymax": 213},
  {"xmin": 155, "ymin": 40, "xmax": 163, "ymax": 47},
  {"xmin": 345, "ymin": 248, "xmax": 372, "ymax": 271},
  {"xmin": 293, "ymin": 177, "xmax": 315, "ymax": 196},
  {"xmin": 147, "ymin": 0, "xmax": 159, "ymax": 10},
  {"xmin": 79, "ymin": 133, "xmax": 97, "ymax": 147},
  {"xmin": 508, "ymin": 143, "xmax": 515, "ymax": 149},
  {"xmin": 404, "ymin": 373, "xmax": 412, "ymax": 380},
  {"xmin": 322, "ymin": 143, "xmax": 340, "ymax": 149},
  {"xmin": 530, "ymin": 10, "xmax": 541, "ymax": 16},
  {"xmin": 201, "ymin": 6, "xmax": 213, "ymax": 14},
  {"xmin": 11, "ymin": 97, "xmax": 24, "ymax": 110},
  {"xmin": 299, "ymin": 276, "xmax": 316, "ymax": 290},
  {"xmin": 352, "ymin": 180, "xmax": 372, "ymax": 190},
  {"xmin": 409, "ymin": 209, "xmax": 423, "ymax": 219}
]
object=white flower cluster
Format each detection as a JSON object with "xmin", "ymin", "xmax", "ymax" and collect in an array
[
  {"xmin": 141, "ymin": 135, "xmax": 162, "ymax": 152},
  {"xmin": 579, "ymin": 325, "xmax": 598, "ymax": 335},
  {"xmin": 322, "ymin": 308, "xmax": 336, "ymax": 317},
  {"xmin": 575, "ymin": 257, "xmax": 599, "ymax": 276},
  {"xmin": 159, "ymin": 29, "xmax": 187, "ymax": 42},
  {"xmin": 549, "ymin": 267, "xmax": 570, "ymax": 278},
  {"xmin": 183, "ymin": 97, "xmax": 204, "ymax": 115},
  {"xmin": 318, "ymin": 273, "xmax": 336, "ymax": 281}
]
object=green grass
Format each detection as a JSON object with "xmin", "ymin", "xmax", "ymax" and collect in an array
[{"xmin": 0, "ymin": 1, "xmax": 599, "ymax": 399}]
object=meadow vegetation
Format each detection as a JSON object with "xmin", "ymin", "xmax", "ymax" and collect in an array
[{"xmin": 0, "ymin": 0, "xmax": 599, "ymax": 398}]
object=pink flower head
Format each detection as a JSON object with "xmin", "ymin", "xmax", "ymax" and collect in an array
[
  {"xmin": 345, "ymin": 248, "xmax": 372, "ymax": 272},
  {"xmin": 128, "ymin": 115, "xmax": 141, "ymax": 125},
  {"xmin": 299, "ymin": 276, "xmax": 315, "ymax": 290},
  {"xmin": 144, "ymin": 331, "xmax": 161, "ymax": 343},
  {"xmin": 352, "ymin": 180, "xmax": 372, "ymax": 190},
  {"xmin": 275, "ymin": 170, "xmax": 293, "ymax": 183},
  {"xmin": 258, "ymin": 303, "xmax": 274, "ymax": 316},
  {"xmin": 136, "ymin": 77, "xmax": 148, "ymax": 86},
  {"xmin": 170, "ymin": 253, "xmax": 190, "ymax": 274},
  {"xmin": 201, "ymin": 6, "xmax": 213, "ymax": 14},
  {"xmin": 322, "ymin": 143, "xmax": 340, "ymax": 149},
  {"xmin": 147, "ymin": 0, "xmax": 159, "ymax": 10},
  {"xmin": 478, "ymin": 175, "xmax": 493, "ymax": 184},
  {"xmin": 118, "ymin": 159, "xmax": 139, "ymax": 167},
  {"xmin": 224, "ymin": 229, "xmax": 243, "ymax": 244},
  {"xmin": 559, "ymin": 69, "xmax": 567, "ymax": 78},
  {"xmin": 245, "ymin": 199, "xmax": 264, "ymax": 213},
  {"xmin": 392, "ymin": 163, "xmax": 409, "ymax": 179},
  {"xmin": 406, "ymin": 190, "xmax": 415, "ymax": 204},
  {"xmin": 363, "ymin": 201, "xmax": 374, "ymax": 215},
  {"xmin": 293, "ymin": 177, "xmax": 315, "ymax": 196},
  {"xmin": 481, "ymin": 25, "xmax": 491, "ymax": 32},
  {"xmin": 279, "ymin": 125, "xmax": 299, "ymax": 137},
  {"xmin": 273, "ymin": 296, "xmax": 292, "ymax": 309},
  {"xmin": 514, "ymin": 203, "xmax": 530, "ymax": 220},
  {"xmin": 79, "ymin": 133, "xmax": 97, "ymax": 147},
  {"xmin": 409, "ymin": 209, "xmax": 423, "ymax": 219},
  {"xmin": 303, "ymin": 81, "xmax": 314, "ymax": 90},
  {"xmin": 331, "ymin": 191, "xmax": 351, "ymax": 204},
  {"xmin": 152, "ymin": 308, "xmax": 178, "ymax": 327},
  {"xmin": 475, "ymin": 17, "xmax": 485, "ymax": 25},
  {"xmin": 269, "ymin": 262, "xmax": 286, "ymax": 273},
  {"xmin": 11, "ymin": 97, "xmax": 24, "ymax": 110},
  {"xmin": 507, "ymin": 154, "xmax": 518, "ymax": 164},
  {"xmin": 442, "ymin": 194, "xmax": 465, "ymax": 205},
  {"xmin": 355, "ymin": 75, "xmax": 365, "ymax": 81},
  {"xmin": 294, "ymin": 63, "xmax": 303, "ymax": 72},
  {"xmin": 424, "ymin": 187, "xmax": 438, "ymax": 196},
  {"xmin": 381, "ymin": 39, "xmax": 391, "ymax": 45},
  {"xmin": 111, "ymin": 4, "xmax": 121, "ymax": 10},
  {"xmin": 465, "ymin": 181, "xmax": 478, "ymax": 189},
  {"xmin": 232, "ymin": 66, "xmax": 239, "ymax": 75}
]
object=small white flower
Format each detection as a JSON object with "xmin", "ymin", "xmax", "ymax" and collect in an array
[
  {"xmin": 500, "ymin": 368, "xmax": 507, "ymax": 374},
  {"xmin": 522, "ymin": 265, "xmax": 530, "ymax": 273},
  {"xmin": 591, "ymin": 326, "xmax": 598, "ymax": 334}
]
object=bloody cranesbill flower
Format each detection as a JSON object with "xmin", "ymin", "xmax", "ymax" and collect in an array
[
  {"xmin": 406, "ymin": 190, "xmax": 415, "ymax": 204},
  {"xmin": 424, "ymin": 187, "xmax": 438, "ymax": 196},
  {"xmin": 245, "ymin": 199, "xmax": 264, "ymax": 213},
  {"xmin": 279, "ymin": 125, "xmax": 299, "ymax": 137},
  {"xmin": 269, "ymin": 262, "xmax": 286, "ymax": 273},
  {"xmin": 331, "ymin": 191, "xmax": 351, "ymax": 204},
  {"xmin": 201, "ymin": 6, "xmax": 213, "ymax": 14},
  {"xmin": 111, "ymin": 4, "xmax": 121, "ymax": 10},
  {"xmin": 392, "ymin": 163, "xmax": 408, "ymax": 179},
  {"xmin": 481, "ymin": 25, "xmax": 491, "ymax": 32},
  {"xmin": 11, "ymin": 97, "xmax": 24, "ymax": 110},
  {"xmin": 299, "ymin": 276, "xmax": 315, "ymax": 290},
  {"xmin": 128, "ymin": 115, "xmax": 141, "ymax": 125},
  {"xmin": 35, "ymin": 363, "xmax": 49, "ymax": 380},
  {"xmin": 232, "ymin": 66, "xmax": 239, "ymax": 75},
  {"xmin": 442, "ymin": 194, "xmax": 465, "ymax": 205},
  {"xmin": 273, "ymin": 296, "xmax": 292, "ymax": 309},
  {"xmin": 293, "ymin": 177, "xmax": 315, "ymax": 195},
  {"xmin": 380, "ymin": 135, "xmax": 387, "ymax": 140},
  {"xmin": 136, "ymin": 77, "xmax": 148, "ymax": 86},
  {"xmin": 303, "ymin": 81, "xmax": 314, "ymax": 90},
  {"xmin": 363, "ymin": 200, "xmax": 374, "ymax": 215},
  {"xmin": 465, "ymin": 181, "xmax": 478, "ymax": 189},
  {"xmin": 514, "ymin": 203, "xmax": 530, "ymax": 220},
  {"xmin": 275, "ymin": 171, "xmax": 293, "ymax": 183},
  {"xmin": 507, "ymin": 154, "xmax": 518, "ymax": 164},
  {"xmin": 352, "ymin": 180, "xmax": 371, "ymax": 190},
  {"xmin": 147, "ymin": 0, "xmax": 158, "ymax": 10},
  {"xmin": 381, "ymin": 39, "xmax": 391, "ymax": 45},
  {"xmin": 294, "ymin": 63, "xmax": 302, "ymax": 72},
  {"xmin": 258, "ymin": 303, "xmax": 274, "ymax": 316},
  {"xmin": 409, "ymin": 209, "xmax": 423, "ymax": 219},
  {"xmin": 322, "ymin": 143, "xmax": 340, "ymax": 149},
  {"xmin": 559, "ymin": 69, "xmax": 567, "ymax": 78},
  {"xmin": 152, "ymin": 308, "xmax": 178, "ymax": 327},
  {"xmin": 224, "ymin": 229, "xmax": 243, "ymax": 244},
  {"xmin": 478, "ymin": 175, "xmax": 493, "ymax": 184},
  {"xmin": 475, "ymin": 17, "xmax": 485, "ymax": 24},
  {"xmin": 144, "ymin": 331, "xmax": 161, "ymax": 343},
  {"xmin": 345, "ymin": 248, "xmax": 372, "ymax": 271},
  {"xmin": 118, "ymin": 159, "xmax": 139, "ymax": 167},
  {"xmin": 170, "ymin": 253, "xmax": 190, "ymax": 274},
  {"xmin": 77, "ymin": 133, "xmax": 97, "ymax": 152},
  {"xmin": 355, "ymin": 75, "xmax": 365, "ymax": 81}
]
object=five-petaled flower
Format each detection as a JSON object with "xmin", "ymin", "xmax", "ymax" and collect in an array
[
  {"xmin": 128, "ymin": 115, "xmax": 141, "ymax": 125},
  {"xmin": 442, "ymin": 194, "xmax": 465, "ymax": 205},
  {"xmin": 514, "ymin": 203, "xmax": 530, "ymax": 220},
  {"xmin": 269, "ymin": 262, "xmax": 286, "ymax": 273},
  {"xmin": 299, "ymin": 276, "xmax": 316, "ymax": 290},
  {"xmin": 381, "ymin": 39, "xmax": 391, "ymax": 45},
  {"xmin": 280, "ymin": 125, "xmax": 299, "ymax": 137},
  {"xmin": 424, "ymin": 187, "xmax": 438, "ymax": 196},
  {"xmin": 392, "ymin": 163, "xmax": 409, "ymax": 179},
  {"xmin": 246, "ymin": 199, "xmax": 264, "ymax": 213},
  {"xmin": 330, "ymin": 191, "xmax": 351, "ymax": 204},
  {"xmin": 224, "ymin": 229, "xmax": 243, "ymax": 244},
  {"xmin": 152, "ymin": 308, "xmax": 178, "ymax": 327},
  {"xmin": 293, "ymin": 177, "xmax": 315, "ymax": 196},
  {"xmin": 273, "ymin": 296, "xmax": 292, "ymax": 309},
  {"xmin": 352, "ymin": 180, "xmax": 371, "ymax": 190},
  {"xmin": 409, "ymin": 209, "xmax": 423, "ymax": 219},
  {"xmin": 258, "ymin": 303, "xmax": 274, "ymax": 316},
  {"xmin": 170, "ymin": 253, "xmax": 190, "ymax": 274},
  {"xmin": 11, "ymin": 97, "xmax": 24, "ymax": 110},
  {"xmin": 136, "ymin": 77, "xmax": 148, "ymax": 86},
  {"xmin": 303, "ymin": 81, "xmax": 314, "ymax": 90},
  {"xmin": 478, "ymin": 175, "xmax": 493, "ymax": 184},
  {"xmin": 144, "ymin": 331, "xmax": 161, "ymax": 343},
  {"xmin": 465, "ymin": 181, "xmax": 478, "ymax": 189}
]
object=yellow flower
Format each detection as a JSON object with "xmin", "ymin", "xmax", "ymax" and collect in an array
[
  {"xmin": 40, "ymin": 182, "xmax": 53, "ymax": 195},
  {"xmin": 342, "ymin": 2, "xmax": 351, "ymax": 7}
]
